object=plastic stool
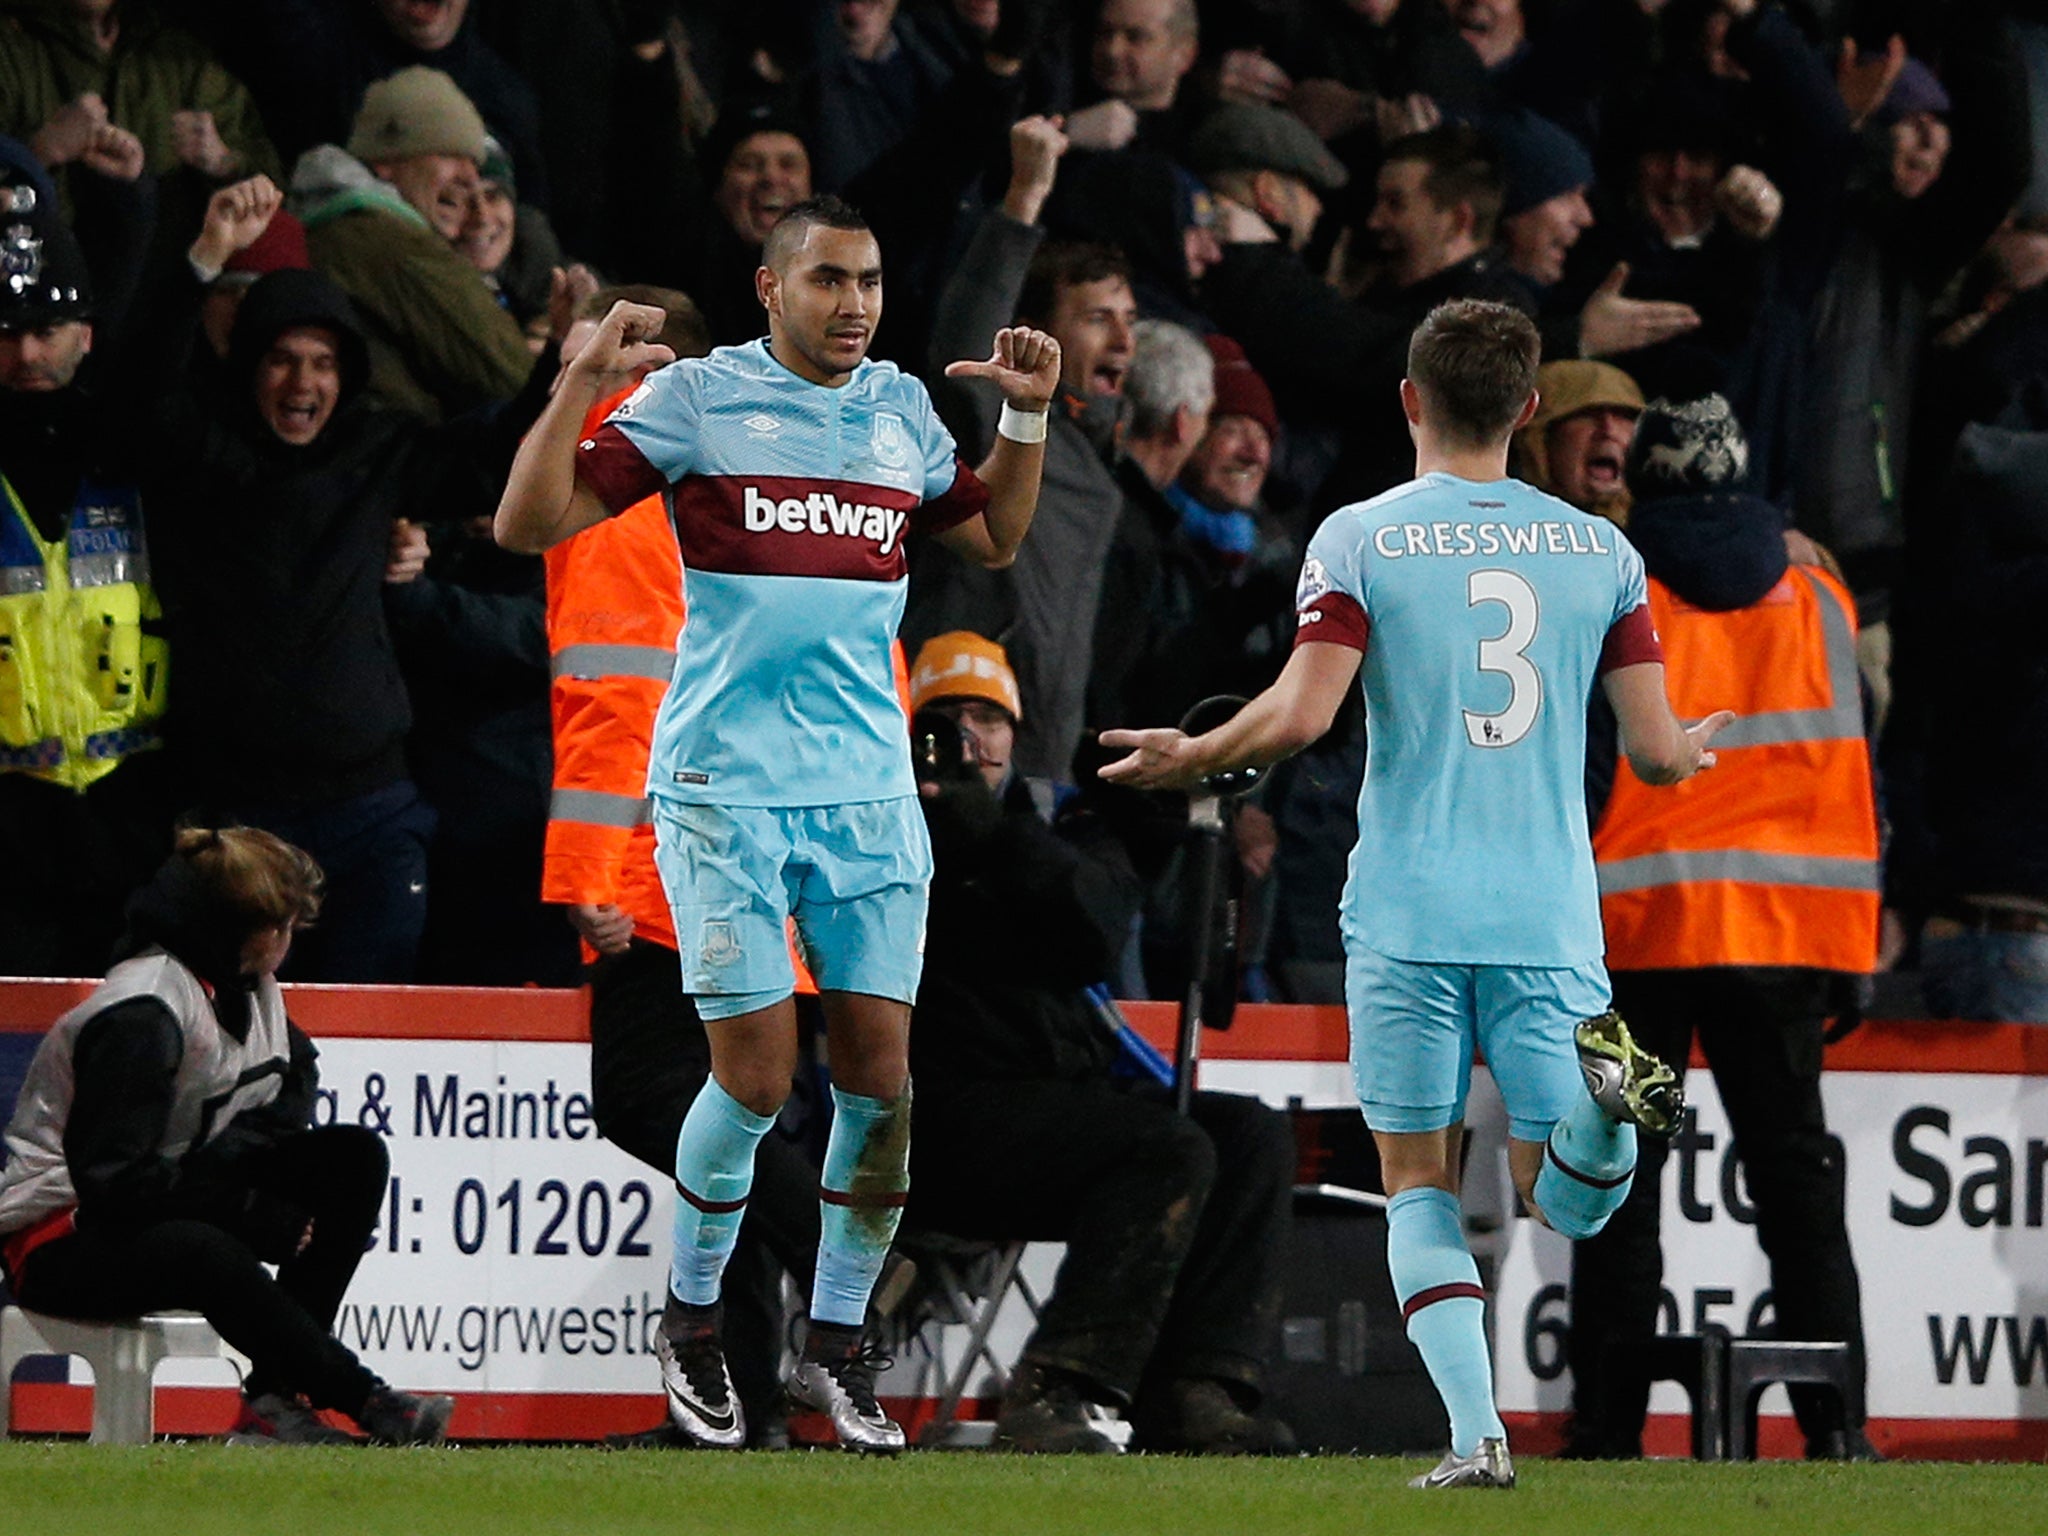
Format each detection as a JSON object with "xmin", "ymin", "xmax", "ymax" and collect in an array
[
  {"xmin": 1641, "ymin": 1331, "xmax": 1729, "ymax": 1460},
  {"xmin": 0, "ymin": 1306, "xmax": 238, "ymax": 1443},
  {"xmin": 1724, "ymin": 1338, "xmax": 1854, "ymax": 1460}
]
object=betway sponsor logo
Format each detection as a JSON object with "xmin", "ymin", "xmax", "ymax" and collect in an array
[{"xmin": 744, "ymin": 486, "xmax": 909, "ymax": 556}]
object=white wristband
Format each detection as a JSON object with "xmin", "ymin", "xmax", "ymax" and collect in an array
[{"xmin": 997, "ymin": 403, "xmax": 1049, "ymax": 444}]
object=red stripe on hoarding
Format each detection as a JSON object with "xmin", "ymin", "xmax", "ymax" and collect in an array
[
  {"xmin": 0, "ymin": 980, "xmax": 591, "ymax": 1041},
  {"xmin": 4, "ymin": 982, "xmax": 2045, "ymax": 1074},
  {"xmin": 1121, "ymin": 1002, "xmax": 2048, "ymax": 1076},
  {"xmin": 1503, "ymin": 1410, "xmax": 2048, "ymax": 1463},
  {"xmin": 8, "ymin": 1385, "xmax": 2038, "ymax": 1457},
  {"xmin": 2, "ymin": 1385, "xmax": 972, "ymax": 1443}
]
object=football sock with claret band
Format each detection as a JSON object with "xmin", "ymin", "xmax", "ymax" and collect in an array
[
  {"xmin": 1386, "ymin": 1185, "xmax": 1507, "ymax": 1457},
  {"xmin": 811, "ymin": 1083, "xmax": 912, "ymax": 1327},
  {"xmin": 668, "ymin": 1079, "xmax": 776, "ymax": 1306},
  {"xmin": 1534, "ymin": 1092, "xmax": 1638, "ymax": 1240}
]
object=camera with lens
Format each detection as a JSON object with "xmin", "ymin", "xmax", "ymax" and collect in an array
[{"xmin": 910, "ymin": 707, "xmax": 981, "ymax": 787}]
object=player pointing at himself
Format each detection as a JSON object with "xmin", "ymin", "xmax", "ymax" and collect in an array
[
  {"xmin": 496, "ymin": 195, "xmax": 1059, "ymax": 1453},
  {"xmin": 1102, "ymin": 300, "xmax": 1730, "ymax": 1489}
]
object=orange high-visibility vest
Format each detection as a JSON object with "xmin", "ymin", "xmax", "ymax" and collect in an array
[
  {"xmin": 1594, "ymin": 565, "xmax": 1879, "ymax": 974},
  {"xmin": 542, "ymin": 388, "xmax": 686, "ymax": 953}
]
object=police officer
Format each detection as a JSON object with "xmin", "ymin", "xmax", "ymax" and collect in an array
[{"xmin": 0, "ymin": 195, "xmax": 173, "ymax": 976}]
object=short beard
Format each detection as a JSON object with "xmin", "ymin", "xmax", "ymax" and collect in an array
[{"xmin": 1588, "ymin": 485, "xmax": 1632, "ymax": 528}]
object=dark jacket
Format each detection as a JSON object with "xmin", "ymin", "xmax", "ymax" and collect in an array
[
  {"xmin": 147, "ymin": 270, "xmax": 545, "ymax": 809},
  {"xmin": 912, "ymin": 777, "xmax": 1141, "ymax": 1084},
  {"xmin": 384, "ymin": 526, "xmax": 551, "ymax": 850},
  {"xmin": 1087, "ymin": 457, "xmax": 1214, "ymax": 735},
  {"xmin": 1314, "ymin": 250, "xmax": 1535, "ymax": 511},
  {"xmin": 919, "ymin": 207, "xmax": 1126, "ymax": 785},
  {"xmin": 202, "ymin": 0, "xmax": 546, "ymax": 209},
  {"xmin": 1917, "ymin": 419, "xmax": 2048, "ymax": 906},
  {"xmin": 1795, "ymin": 8, "xmax": 2032, "ymax": 622},
  {"xmin": 1562, "ymin": 8, "xmax": 1853, "ymax": 500}
]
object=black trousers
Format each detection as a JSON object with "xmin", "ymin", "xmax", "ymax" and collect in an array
[
  {"xmin": 585, "ymin": 939, "xmax": 820, "ymax": 1435},
  {"xmin": 13, "ymin": 1125, "xmax": 389, "ymax": 1414},
  {"xmin": 0, "ymin": 755, "xmax": 175, "ymax": 979},
  {"xmin": 907, "ymin": 1077, "xmax": 1295, "ymax": 1407},
  {"xmin": 1566, "ymin": 968, "xmax": 1869, "ymax": 1455}
]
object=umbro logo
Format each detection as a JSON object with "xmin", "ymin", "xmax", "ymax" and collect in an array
[{"xmin": 744, "ymin": 412, "xmax": 781, "ymax": 435}]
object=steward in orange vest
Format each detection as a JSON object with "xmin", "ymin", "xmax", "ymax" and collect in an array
[
  {"xmin": 1568, "ymin": 391, "xmax": 1878, "ymax": 1463},
  {"xmin": 541, "ymin": 379, "xmax": 687, "ymax": 957},
  {"xmin": 1593, "ymin": 562, "xmax": 1880, "ymax": 972}
]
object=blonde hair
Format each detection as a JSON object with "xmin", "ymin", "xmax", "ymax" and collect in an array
[{"xmin": 173, "ymin": 825, "xmax": 325, "ymax": 931}]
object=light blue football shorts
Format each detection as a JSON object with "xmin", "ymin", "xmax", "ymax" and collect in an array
[
  {"xmin": 652, "ymin": 797, "xmax": 932, "ymax": 1021},
  {"xmin": 1344, "ymin": 944, "xmax": 1612, "ymax": 1142}
]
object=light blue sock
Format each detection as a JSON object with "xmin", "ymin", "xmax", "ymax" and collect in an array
[
  {"xmin": 1387, "ymin": 1185, "xmax": 1505, "ymax": 1457},
  {"xmin": 810, "ymin": 1084, "xmax": 911, "ymax": 1327},
  {"xmin": 668, "ymin": 1079, "xmax": 776, "ymax": 1305},
  {"xmin": 1534, "ymin": 1092, "xmax": 1638, "ymax": 1240}
]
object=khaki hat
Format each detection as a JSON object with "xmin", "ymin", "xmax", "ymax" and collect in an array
[
  {"xmin": 1189, "ymin": 104, "xmax": 1349, "ymax": 193},
  {"xmin": 909, "ymin": 632, "xmax": 1022, "ymax": 722},
  {"xmin": 348, "ymin": 67, "xmax": 488, "ymax": 165},
  {"xmin": 1515, "ymin": 360, "xmax": 1644, "ymax": 487}
]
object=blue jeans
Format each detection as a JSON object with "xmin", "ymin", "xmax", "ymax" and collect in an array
[{"xmin": 1920, "ymin": 930, "xmax": 2048, "ymax": 1023}]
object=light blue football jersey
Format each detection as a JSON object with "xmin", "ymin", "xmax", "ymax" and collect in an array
[
  {"xmin": 1297, "ymin": 473, "xmax": 1650, "ymax": 966},
  {"xmin": 576, "ymin": 340, "xmax": 986, "ymax": 809}
]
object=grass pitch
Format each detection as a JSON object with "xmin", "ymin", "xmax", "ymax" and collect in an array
[{"xmin": 2, "ymin": 1443, "xmax": 2041, "ymax": 1536}]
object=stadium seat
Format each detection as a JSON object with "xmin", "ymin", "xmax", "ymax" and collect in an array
[
  {"xmin": 1723, "ymin": 1338, "xmax": 1856, "ymax": 1460},
  {"xmin": 885, "ymin": 1232, "xmax": 1041, "ymax": 1448},
  {"xmin": 0, "ymin": 1306, "xmax": 240, "ymax": 1444},
  {"xmin": 1640, "ymin": 1330, "xmax": 1730, "ymax": 1460}
]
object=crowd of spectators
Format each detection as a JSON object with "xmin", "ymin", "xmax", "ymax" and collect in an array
[{"xmin": 2, "ymin": 0, "xmax": 2046, "ymax": 1022}]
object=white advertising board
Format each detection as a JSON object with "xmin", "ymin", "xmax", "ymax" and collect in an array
[{"xmin": 1496, "ymin": 1068, "xmax": 2048, "ymax": 1423}]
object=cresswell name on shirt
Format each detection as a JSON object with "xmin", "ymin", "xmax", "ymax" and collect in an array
[
  {"xmin": 1290, "ymin": 515, "xmax": 1618, "ymax": 651},
  {"xmin": 742, "ymin": 485, "xmax": 909, "ymax": 556},
  {"xmin": 1369, "ymin": 517, "xmax": 1612, "ymax": 561}
]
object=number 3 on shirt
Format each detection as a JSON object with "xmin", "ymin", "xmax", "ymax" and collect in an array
[{"xmin": 1463, "ymin": 569, "xmax": 1541, "ymax": 748}]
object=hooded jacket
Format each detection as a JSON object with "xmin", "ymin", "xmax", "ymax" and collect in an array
[{"xmin": 145, "ymin": 269, "xmax": 417, "ymax": 807}]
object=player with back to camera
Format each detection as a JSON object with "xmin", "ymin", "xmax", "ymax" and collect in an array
[
  {"xmin": 1100, "ymin": 299, "xmax": 1732, "ymax": 1489},
  {"xmin": 494, "ymin": 195, "xmax": 1059, "ymax": 1452}
]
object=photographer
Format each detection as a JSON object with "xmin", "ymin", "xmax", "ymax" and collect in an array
[{"xmin": 902, "ymin": 632, "xmax": 1295, "ymax": 1455}]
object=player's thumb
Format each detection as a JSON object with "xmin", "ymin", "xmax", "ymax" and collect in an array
[
  {"xmin": 943, "ymin": 359, "xmax": 997, "ymax": 380},
  {"xmin": 1597, "ymin": 261, "xmax": 1630, "ymax": 298}
]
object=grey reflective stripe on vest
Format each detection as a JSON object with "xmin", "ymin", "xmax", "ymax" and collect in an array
[
  {"xmin": 550, "ymin": 643, "xmax": 676, "ymax": 682},
  {"xmin": 1599, "ymin": 849, "xmax": 1879, "ymax": 895},
  {"xmin": 549, "ymin": 787, "xmax": 651, "ymax": 827},
  {"xmin": 1706, "ymin": 570, "xmax": 1863, "ymax": 749}
]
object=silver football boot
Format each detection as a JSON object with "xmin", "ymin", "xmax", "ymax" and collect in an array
[
  {"xmin": 786, "ymin": 1327, "xmax": 906, "ymax": 1454},
  {"xmin": 654, "ymin": 1307, "xmax": 746, "ymax": 1449},
  {"xmin": 1410, "ymin": 1437, "xmax": 1516, "ymax": 1489}
]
